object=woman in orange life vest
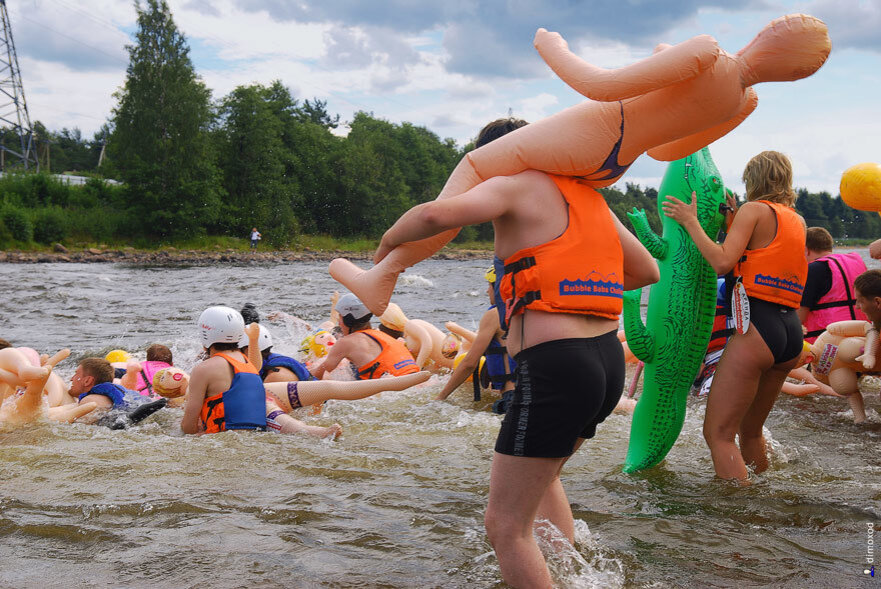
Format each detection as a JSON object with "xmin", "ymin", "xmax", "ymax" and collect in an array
[{"xmin": 663, "ymin": 150, "xmax": 808, "ymax": 483}]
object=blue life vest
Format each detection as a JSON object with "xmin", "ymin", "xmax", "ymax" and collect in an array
[
  {"xmin": 78, "ymin": 382, "xmax": 131, "ymax": 408},
  {"xmin": 260, "ymin": 353, "xmax": 314, "ymax": 382},
  {"xmin": 482, "ymin": 328, "xmax": 517, "ymax": 390},
  {"xmin": 492, "ymin": 255, "xmax": 507, "ymax": 330},
  {"xmin": 200, "ymin": 353, "xmax": 267, "ymax": 433}
]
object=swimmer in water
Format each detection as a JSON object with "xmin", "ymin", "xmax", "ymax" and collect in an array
[
  {"xmin": 69, "ymin": 357, "xmax": 167, "ymax": 428},
  {"xmin": 310, "ymin": 294, "xmax": 419, "ymax": 381},
  {"xmin": 182, "ymin": 306, "xmax": 430, "ymax": 437}
]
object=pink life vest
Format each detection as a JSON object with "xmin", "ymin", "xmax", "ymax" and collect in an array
[
  {"xmin": 134, "ymin": 360, "xmax": 172, "ymax": 396},
  {"xmin": 803, "ymin": 252, "xmax": 867, "ymax": 343}
]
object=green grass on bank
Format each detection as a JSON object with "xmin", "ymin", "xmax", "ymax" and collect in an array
[{"xmin": 0, "ymin": 234, "xmax": 495, "ymax": 254}]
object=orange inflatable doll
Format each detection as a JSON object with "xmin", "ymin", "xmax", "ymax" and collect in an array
[
  {"xmin": 810, "ymin": 320, "xmax": 881, "ymax": 423},
  {"xmin": 330, "ymin": 14, "xmax": 831, "ymax": 315}
]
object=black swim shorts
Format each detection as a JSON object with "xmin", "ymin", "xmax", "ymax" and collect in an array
[
  {"xmin": 495, "ymin": 331, "xmax": 625, "ymax": 458},
  {"xmin": 747, "ymin": 296, "xmax": 803, "ymax": 364}
]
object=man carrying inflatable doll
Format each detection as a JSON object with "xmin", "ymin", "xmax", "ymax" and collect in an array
[{"xmin": 367, "ymin": 118, "xmax": 658, "ymax": 587}]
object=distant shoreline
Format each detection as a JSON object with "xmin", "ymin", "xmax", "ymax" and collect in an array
[{"xmin": 0, "ymin": 246, "xmax": 492, "ymax": 265}]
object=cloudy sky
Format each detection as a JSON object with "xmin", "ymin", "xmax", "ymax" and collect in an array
[{"xmin": 8, "ymin": 0, "xmax": 880, "ymax": 196}]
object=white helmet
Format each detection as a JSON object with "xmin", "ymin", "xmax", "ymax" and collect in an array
[
  {"xmin": 198, "ymin": 306, "xmax": 245, "ymax": 348},
  {"xmin": 336, "ymin": 293, "xmax": 372, "ymax": 326},
  {"xmin": 238, "ymin": 323, "xmax": 273, "ymax": 351}
]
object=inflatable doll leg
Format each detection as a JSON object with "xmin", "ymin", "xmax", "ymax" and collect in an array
[
  {"xmin": 828, "ymin": 367, "xmax": 864, "ymax": 423},
  {"xmin": 265, "ymin": 371, "xmax": 430, "ymax": 412},
  {"xmin": 330, "ymin": 229, "xmax": 459, "ymax": 316},
  {"xmin": 48, "ymin": 402, "xmax": 98, "ymax": 423},
  {"xmin": 647, "ymin": 89, "xmax": 758, "ymax": 161},
  {"xmin": 0, "ymin": 369, "xmax": 50, "ymax": 424},
  {"xmin": 533, "ymin": 28, "xmax": 719, "ymax": 101}
]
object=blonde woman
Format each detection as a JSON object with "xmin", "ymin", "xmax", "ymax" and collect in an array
[{"xmin": 663, "ymin": 151, "xmax": 807, "ymax": 483}]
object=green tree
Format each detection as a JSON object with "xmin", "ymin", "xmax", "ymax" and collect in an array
[
  {"xmin": 108, "ymin": 0, "xmax": 221, "ymax": 239},
  {"xmin": 215, "ymin": 83, "xmax": 300, "ymax": 244}
]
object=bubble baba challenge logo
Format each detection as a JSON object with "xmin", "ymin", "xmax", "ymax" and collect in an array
[{"xmin": 559, "ymin": 272, "xmax": 623, "ymax": 298}]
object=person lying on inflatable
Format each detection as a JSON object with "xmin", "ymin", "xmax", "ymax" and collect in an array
[
  {"xmin": 118, "ymin": 344, "xmax": 176, "ymax": 397},
  {"xmin": 329, "ymin": 14, "xmax": 831, "ymax": 316},
  {"xmin": 69, "ymin": 357, "xmax": 168, "ymax": 428},
  {"xmin": 0, "ymin": 345, "xmax": 99, "ymax": 425}
]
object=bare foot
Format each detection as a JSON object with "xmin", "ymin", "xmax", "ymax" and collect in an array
[{"xmin": 322, "ymin": 423, "xmax": 343, "ymax": 440}]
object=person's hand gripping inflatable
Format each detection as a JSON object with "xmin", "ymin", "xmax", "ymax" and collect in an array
[{"xmin": 330, "ymin": 14, "xmax": 831, "ymax": 315}]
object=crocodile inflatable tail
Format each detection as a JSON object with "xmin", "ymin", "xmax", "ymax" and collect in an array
[{"xmin": 622, "ymin": 147, "xmax": 728, "ymax": 473}]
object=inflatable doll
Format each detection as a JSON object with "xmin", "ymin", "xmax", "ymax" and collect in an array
[
  {"xmin": 329, "ymin": 14, "xmax": 831, "ymax": 315},
  {"xmin": 380, "ymin": 303, "xmax": 454, "ymax": 371},
  {"xmin": 774, "ymin": 341, "xmax": 839, "ymax": 398},
  {"xmin": 810, "ymin": 320, "xmax": 881, "ymax": 423},
  {"xmin": 299, "ymin": 329, "xmax": 337, "ymax": 367},
  {"xmin": 0, "ymin": 365, "xmax": 98, "ymax": 426},
  {"xmin": 151, "ymin": 366, "xmax": 189, "ymax": 408},
  {"xmin": 263, "ymin": 370, "xmax": 430, "ymax": 414}
]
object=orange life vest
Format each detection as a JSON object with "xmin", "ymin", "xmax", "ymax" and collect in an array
[
  {"xmin": 498, "ymin": 174, "xmax": 623, "ymax": 322},
  {"xmin": 735, "ymin": 200, "xmax": 807, "ymax": 308},
  {"xmin": 200, "ymin": 352, "xmax": 267, "ymax": 433},
  {"xmin": 355, "ymin": 329, "xmax": 419, "ymax": 380}
]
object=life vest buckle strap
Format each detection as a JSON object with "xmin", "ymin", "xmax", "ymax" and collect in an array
[{"xmin": 504, "ymin": 256, "xmax": 536, "ymax": 274}]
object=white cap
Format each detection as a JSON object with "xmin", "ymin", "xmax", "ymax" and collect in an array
[
  {"xmin": 335, "ymin": 293, "xmax": 372, "ymax": 325},
  {"xmin": 198, "ymin": 306, "xmax": 245, "ymax": 348},
  {"xmin": 238, "ymin": 323, "xmax": 273, "ymax": 351}
]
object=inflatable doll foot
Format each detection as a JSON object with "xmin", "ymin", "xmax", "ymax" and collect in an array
[
  {"xmin": 328, "ymin": 258, "xmax": 399, "ymax": 317},
  {"xmin": 44, "ymin": 349, "xmax": 71, "ymax": 370},
  {"xmin": 48, "ymin": 402, "xmax": 99, "ymax": 423}
]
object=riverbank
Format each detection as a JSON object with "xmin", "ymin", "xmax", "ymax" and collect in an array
[{"xmin": 0, "ymin": 244, "xmax": 492, "ymax": 264}]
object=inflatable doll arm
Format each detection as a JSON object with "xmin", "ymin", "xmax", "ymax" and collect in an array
[
  {"xmin": 120, "ymin": 361, "xmax": 141, "ymax": 390},
  {"xmin": 647, "ymin": 89, "xmax": 758, "ymax": 161},
  {"xmin": 857, "ymin": 327, "xmax": 879, "ymax": 371},
  {"xmin": 622, "ymin": 289, "xmax": 655, "ymax": 362},
  {"xmin": 826, "ymin": 320, "xmax": 872, "ymax": 338},
  {"xmin": 781, "ymin": 381, "xmax": 819, "ymax": 397},
  {"xmin": 533, "ymin": 28, "xmax": 719, "ymax": 102},
  {"xmin": 785, "ymin": 367, "xmax": 844, "ymax": 397},
  {"xmin": 329, "ymin": 291, "xmax": 341, "ymax": 327},
  {"xmin": 627, "ymin": 208, "xmax": 667, "ymax": 260},
  {"xmin": 445, "ymin": 322, "xmax": 477, "ymax": 344},
  {"xmin": 405, "ymin": 322, "xmax": 434, "ymax": 369},
  {"xmin": 244, "ymin": 323, "xmax": 262, "ymax": 371}
]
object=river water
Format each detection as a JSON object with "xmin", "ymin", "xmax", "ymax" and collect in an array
[{"xmin": 0, "ymin": 254, "xmax": 879, "ymax": 588}]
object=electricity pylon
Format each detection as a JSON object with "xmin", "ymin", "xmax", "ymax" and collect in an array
[{"xmin": 0, "ymin": 0, "xmax": 38, "ymax": 171}]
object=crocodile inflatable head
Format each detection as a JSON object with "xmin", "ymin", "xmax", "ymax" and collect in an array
[{"xmin": 622, "ymin": 147, "xmax": 729, "ymax": 473}]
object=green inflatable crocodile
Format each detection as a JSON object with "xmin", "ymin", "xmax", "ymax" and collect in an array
[{"xmin": 622, "ymin": 147, "xmax": 729, "ymax": 473}]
